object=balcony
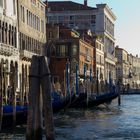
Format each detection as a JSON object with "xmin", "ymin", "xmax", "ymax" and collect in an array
[
  {"xmin": 86, "ymin": 70, "xmax": 90, "ymax": 76},
  {"xmin": 20, "ymin": 50, "xmax": 39, "ymax": 60},
  {"xmin": 86, "ymin": 55, "xmax": 91, "ymax": 62},
  {"xmin": 105, "ymin": 52, "xmax": 117, "ymax": 62},
  {"xmin": 122, "ymin": 60, "xmax": 129, "ymax": 64},
  {"xmin": 0, "ymin": 43, "xmax": 18, "ymax": 56}
]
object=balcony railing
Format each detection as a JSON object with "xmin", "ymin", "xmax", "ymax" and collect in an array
[
  {"xmin": 20, "ymin": 50, "xmax": 39, "ymax": 59},
  {"xmin": 86, "ymin": 55, "xmax": 91, "ymax": 62},
  {"xmin": 105, "ymin": 52, "xmax": 117, "ymax": 62},
  {"xmin": 0, "ymin": 43, "xmax": 18, "ymax": 56}
]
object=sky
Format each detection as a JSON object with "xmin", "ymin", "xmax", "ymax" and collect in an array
[{"xmin": 45, "ymin": 0, "xmax": 140, "ymax": 56}]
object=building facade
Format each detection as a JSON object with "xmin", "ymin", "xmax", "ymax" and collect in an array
[
  {"xmin": 0, "ymin": 0, "xmax": 19, "ymax": 104},
  {"xmin": 115, "ymin": 47, "xmax": 140, "ymax": 88},
  {"xmin": 46, "ymin": 1, "xmax": 117, "ymax": 83},
  {"xmin": 94, "ymin": 37, "xmax": 105, "ymax": 81},
  {"xmin": 17, "ymin": 0, "xmax": 46, "ymax": 103},
  {"xmin": 115, "ymin": 47, "xmax": 129, "ymax": 85},
  {"xmin": 94, "ymin": 4, "xmax": 117, "ymax": 84},
  {"xmin": 132, "ymin": 55, "xmax": 140, "ymax": 88},
  {"xmin": 46, "ymin": 24, "xmax": 94, "ymax": 83}
]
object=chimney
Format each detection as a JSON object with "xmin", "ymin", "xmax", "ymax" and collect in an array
[
  {"xmin": 45, "ymin": 0, "xmax": 48, "ymax": 7},
  {"xmin": 84, "ymin": 0, "xmax": 87, "ymax": 6}
]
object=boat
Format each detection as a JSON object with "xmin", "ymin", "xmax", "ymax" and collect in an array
[
  {"xmin": 68, "ymin": 93, "xmax": 87, "ymax": 108},
  {"xmin": 1, "ymin": 91, "xmax": 118, "ymax": 128},
  {"xmin": 69, "ymin": 92, "xmax": 118, "ymax": 108},
  {"xmin": 121, "ymin": 89, "xmax": 140, "ymax": 95},
  {"xmin": 2, "ymin": 105, "xmax": 27, "ymax": 127},
  {"xmin": 52, "ymin": 92, "xmax": 75, "ymax": 112},
  {"xmin": 1, "ymin": 92, "xmax": 75, "ymax": 127}
]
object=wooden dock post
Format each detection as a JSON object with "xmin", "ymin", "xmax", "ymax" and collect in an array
[
  {"xmin": 11, "ymin": 65, "xmax": 16, "ymax": 128},
  {"xmin": 117, "ymin": 81, "xmax": 121, "ymax": 106},
  {"xmin": 96, "ymin": 69, "xmax": 99, "ymax": 94},
  {"xmin": 26, "ymin": 55, "xmax": 55, "ymax": 140},
  {"xmin": 0, "ymin": 65, "xmax": 3, "ymax": 130},
  {"xmin": 40, "ymin": 56, "xmax": 55, "ymax": 140},
  {"xmin": 118, "ymin": 93, "xmax": 121, "ymax": 106},
  {"xmin": 26, "ymin": 56, "xmax": 42, "ymax": 140}
]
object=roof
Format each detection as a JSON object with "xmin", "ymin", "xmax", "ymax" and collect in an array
[{"xmin": 46, "ymin": 1, "xmax": 95, "ymax": 11}]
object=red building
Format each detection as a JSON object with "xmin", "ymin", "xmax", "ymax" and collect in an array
[{"xmin": 46, "ymin": 24, "xmax": 95, "ymax": 83}]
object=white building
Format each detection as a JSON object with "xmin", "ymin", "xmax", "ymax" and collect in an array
[
  {"xmin": 93, "ymin": 4, "xmax": 117, "ymax": 83},
  {"xmin": 0, "ymin": 0, "xmax": 19, "ymax": 104},
  {"xmin": 115, "ymin": 47, "xmax": 129, "ymax": 85},
  {"xmin": 0, "ymin": 0, "xmax": 46, "ymax": 104},
  {"xmin": 94, "ymin": 37, "xmax": 105, "ymax": 81}
]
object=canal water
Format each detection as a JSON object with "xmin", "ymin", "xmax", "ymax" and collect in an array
[{"xmin": 1, "ymin": 95, "xmax": 140, "ymax": 140}]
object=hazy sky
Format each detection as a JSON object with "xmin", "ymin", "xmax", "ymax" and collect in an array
[{"xmin": 46, "ymin": 0, "xmax": 140, "ymax": 56}]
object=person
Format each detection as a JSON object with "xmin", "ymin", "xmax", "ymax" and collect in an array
[
  {"xmin": 79, "ymin": 80, "xmax": 85, "ymax": 94},
  {"xmin": 127, "ymin": 83, "xmax": 130, "ymax": 92},
  {"xmin": 85, "ymin": 78, "xmax": 91, "ymax": 95},
  {"xmin": 100, "ymin": 79, "xmax": 105, "ymax": 93}
]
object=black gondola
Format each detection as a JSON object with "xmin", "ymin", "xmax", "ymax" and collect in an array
[{"xmin": 69, "ymin": 92, "xmax": 118, "ymax": 108}]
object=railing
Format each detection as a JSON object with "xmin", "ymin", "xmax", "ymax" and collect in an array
[
  {"xmin": 86, "ymin": 55, "xmax": 91, "ymax": 62},
  {"xmin": 20, "ymin": 50, "xmax": 39, "ymax": 59},
  {"xmin": 122, "ymin": 60, "xmax": 129, "ymax": 64},
  {"xmin": 0, "ymin": 43, "xmax": 18, "ymax": 56},
  {"xmin": 105, "ymin": 52, "xmax": 117, "ymax": 62}
]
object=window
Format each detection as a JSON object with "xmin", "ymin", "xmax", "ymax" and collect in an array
[
  {"xmin": 0, "ymin": 0, "xmax": 3, "ymax": 7},
  {"xmin": 27, "ymin": 10, "xmax": 29, "ymax": 25},
  {"xmin": 69, "ymin": 22, "xmax": 74, "ymax": 28},
  {"xmin": 31, "ymin": 0, "xmax": 36, "ymax": 5},
  {"xmin": 20, "ymin": 5, "xmax": 25, "ymax": 22},
  {"xmin": 4, "ymin": 0, "xmax": 6, "ymax": 9},
  {"xmin": 13, "ymin": 0, "xmax": 16, "ymax": 15},
  {"xmin": 41, "ymin": 20, "xmax": 44, "ymax": 32},
  {"xmin": 70, "ymin": 15, "xmax": 74, "ymax": 20},
  {"xmin": 85, "ymin": 48, "xmax": 90, "ymax": 62},
  {"xmin": 41, "ymin": 5, "xmax": 44, "ymax": 11},
  {"xmin": 91, "ymin": 15, "xmax": 96, "ymax": 19},
  {"xmin": 37, "ymin": 17, "xmax": 40, "ymax": 31},
  {"xmin": 72, "ymin": 45, "xmax": 77, "ymax": 56},
  {"xmin": 56, "ymin": 44, "xmax": 68, "ymax": 57},
  {"xmin": 31, "ymin": 13, "xmax": 32, "ymax": 27},
  {"xmin": 48, "ymin": 31, "xmax": 52, "ymax": 38}
]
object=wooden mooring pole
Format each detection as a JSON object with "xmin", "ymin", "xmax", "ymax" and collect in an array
[
  {"xmin": 0, "ymin": 65, "xmax": 3, "ymax": 130},
  {"xmin": 12, "ymin": 65, "xmax": 16, "ymax": 128},
  {"xmin": 26, "ymin": 56, "xmax": 41, "ymax": 140},
  {"xmin": 26, "ymin": 56, "xmax": 55, "ymax": 140},
  {"xmin": 117, "ymin": 82, "xmax": 121, "ymax": 106},
  {"xmin": 40, "ymin": 56, "xmax": 55, "ymax": 140}
]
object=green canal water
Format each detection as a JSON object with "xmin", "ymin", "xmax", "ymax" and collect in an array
[{"xmin": 1, "ymin": 95, "xmax": 140, "ymax": 140}]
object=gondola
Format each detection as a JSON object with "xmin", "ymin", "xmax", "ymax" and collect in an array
[
  {"xmin": 52, "ymin": 91, "xmax": 75, "ymax": 112},
  {"xmin": 2, "ymin": 105, "xmax": 27, "ymax": 127},
  {"xmin": 1, "ymin": 92, "xmax": 75, "ymax": 127},
  {"xmin": 69, "ymin": 92, "xmax": 118, "ymax": 108},
  {"xmin": 68, "ymin": 92, "xmax": 87, "ymax": 108}
]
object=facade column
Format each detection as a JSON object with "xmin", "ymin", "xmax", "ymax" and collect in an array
[
  {"xmin": 6, "ymin": 24, "xmax": 9, "ymax": 45},
  {"xmin": 2, "ymin": 22, "xmax": 4, "ymax": 43}
]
